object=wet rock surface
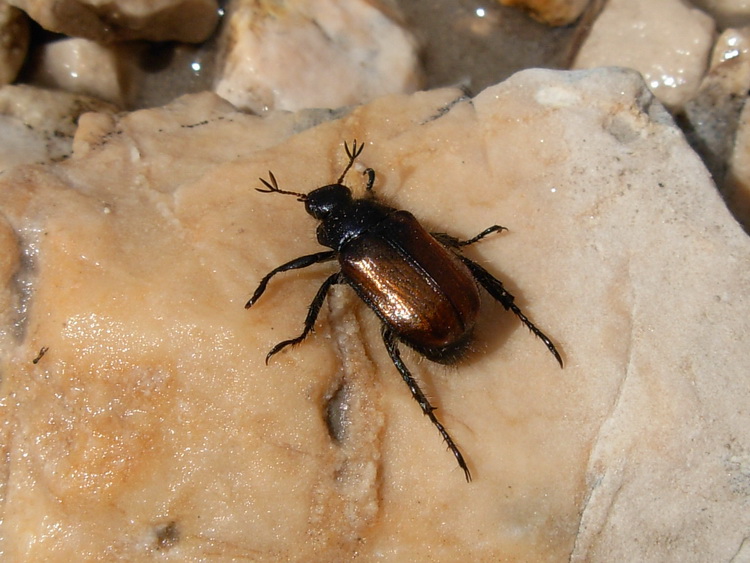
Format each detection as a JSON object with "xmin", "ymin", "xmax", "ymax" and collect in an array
[{"xmin": 1, "ymin": 67, "xmax": 748, "ymax": 560}]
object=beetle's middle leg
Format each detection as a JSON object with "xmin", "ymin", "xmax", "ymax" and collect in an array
[
  {"xmin": 432, "ymin": 225, "xmax": 506, "ymax": 249},
  {"xmin": 381, "ymin": 326, "xmax": 472, "ymax": 482},
  {"xmin": 362, "ymin": 168, "xmax": 376, "ymax": 194},
  {"xmin": 460, "ymin": 257, "xmax": 563, "ymax": 368},
  {"xmin": 265, "ymin": 272, "xmax": 343, "ymax": 363}
]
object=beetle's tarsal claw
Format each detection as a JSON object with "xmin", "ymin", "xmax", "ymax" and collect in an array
[{"xmin": 266, "ymin": 342, "xmax": 287, "ymax": 364}]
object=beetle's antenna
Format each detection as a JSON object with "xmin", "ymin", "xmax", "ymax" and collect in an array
[
  {"xmin": 256, "ymin": 171, "xmax": 307, "ymax": 201},
  {"xmin": 337, "ymin": 140, "xmax": 365, "ymax": 184}
]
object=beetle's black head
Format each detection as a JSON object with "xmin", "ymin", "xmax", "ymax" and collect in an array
[{"xmin": 304, "ymin": 183, "xmax": 353, "ymax": 220}]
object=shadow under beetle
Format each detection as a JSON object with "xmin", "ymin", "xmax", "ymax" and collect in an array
[{"xmin": 245, "ymin": 141, "xmax": 563, "ymax": 481}]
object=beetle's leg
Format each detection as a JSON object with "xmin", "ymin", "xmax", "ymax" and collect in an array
[
  {"xmin": 381, "ymin": 326, "xmax": 472, "ymax": 482},
  {"xmin": 460, "ymin": 257, "xmax": 563, "ymax": 368},
  {"xmin": 457, "ymin": 225, "xmax": 507, "ymax": 246},
  {"xmin": 363, "ymin": 168, "xmax": 375, "ymax": 193},
  {"xmin": 265, "ymin": 272, "xmax": 343, "ymax": 364},
  {"xmin": 245, "ymin": 251, "xmax": 336, "ymax": 309},
  {"xmin": 432, "ymin": 225, "xmax": 506, "ymax": 249}
]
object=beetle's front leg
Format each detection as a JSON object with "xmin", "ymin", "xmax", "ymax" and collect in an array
[
  {"xmin": 265, "ymin": 272, "xmax": 343, "ymax": 363},
  {"xmin": 460, "ymin": 257, "xmax": 563, "ymax": 368},
  {"xmin": 245, "ymin": 251, "xmax": 336, "ymax": 309},
  {"xmin": 382, "ymin": 326, "xmax": 472, "ymax": 482}
]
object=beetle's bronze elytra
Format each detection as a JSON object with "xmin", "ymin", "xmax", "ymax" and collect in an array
[{"xmin": 246, "ymin": 141, "xmax": 562, "ymax": 481}]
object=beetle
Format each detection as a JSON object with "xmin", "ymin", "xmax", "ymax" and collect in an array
[{"xmin": 245, "ymin": 141, "xmax": 563, "ymax": 481}]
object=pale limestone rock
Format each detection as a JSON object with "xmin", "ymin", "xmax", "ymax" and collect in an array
[
  {"xmin": 0, "ymin": 213, "xmax": 19, "ymax": 325},
  {"xmin": 7, "ymin": 0, "xmax": 219, "ymax": 43},
  {"xmin": 723, "ymin": 28, "xmax": 750, "ymax": 226},
  {"xmin": 497, "ymin": 0, "xmax": 590, "ymax": 26},
  {"xmin": 0, "ymin": 84, "xmax": 116, "ymax": 173},
  {"xmin": 26, "ymin": 37, "xmax": 134, "ymax": 106},
  {"xmin": 0, "ymin": 2, "xmax": 29, "ymax": 85},
  {"xmin": 214, "ymin": 0, "xmax": 421, "ymax": 113},
  {"xmin": 573, "ymin": 0, "xmax": 715, "ymax": 109},
  {"xmin": 728, "ymin": 95, "xmax": 750, "ymax": 229},
  {"xmin": 710, "ymin": 25, "xmax": 750, "ymax": 66},
  {"xmin": 682, "ymin": 27, "xmax": 750, "ymax": 205},
  {"xmin": 0, "ymin": 68, "xmax": 749, "ymax": 560}
]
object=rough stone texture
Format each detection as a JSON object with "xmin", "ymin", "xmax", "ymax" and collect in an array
[
  {"xmin": 498, "ymin": 0, "xmax": 590, "ymax": 26},
  {"xmin": 25, "ymin": 37, "xmax": 134, "ymax": 106},
  {"xmin": 573, "ymin": 0, "xmax": 715, "ymax": 110},
  {"xmin": 214, "ymin": 0, "xmax": 421, "ymax": 113},
  {"xmin": 7, "ymin": 0, "xmax": 219, "ymax": 43},
  {"xmin": 0, "ymin": 68, "xmax": 748, "ymax": 560},
  {"xmin": 0, "ymin": 2, "xmax": 29, "ymax": 86},
  {"xmin": 709, "ymin": 25, "xmax": 750, "ymax": 68},
  {"xmin": 0, "ymin": 84, "xmax": 117, "ymax": 173},
  {"xmin": 728, "ymin": 95, "xmax": 750, "ymax": 230},
  {"xmin": 683, "ymin": 26, "xmax": 750, "ymax": 224}
]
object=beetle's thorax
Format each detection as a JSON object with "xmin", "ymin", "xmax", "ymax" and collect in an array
[{"xmin": 306, "ymin": 184, "xmax": 395, "ymax": 250}]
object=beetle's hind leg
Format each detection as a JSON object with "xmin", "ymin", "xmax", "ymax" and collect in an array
[
  {"xmin": 460, "ymin": 257, "xmax": 563, "ymax": 368},
  {"xmin": 381, "ymin": 326, "xmax": 472, "ymax": 482},
  {"xmin": 265, "ymin": 272, "xmax": 343, "ymax": 364}
]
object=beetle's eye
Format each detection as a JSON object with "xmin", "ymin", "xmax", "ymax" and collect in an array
[{"xmin": 305, "ymin": 184, "xmax": 352, "ymax": 219}]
